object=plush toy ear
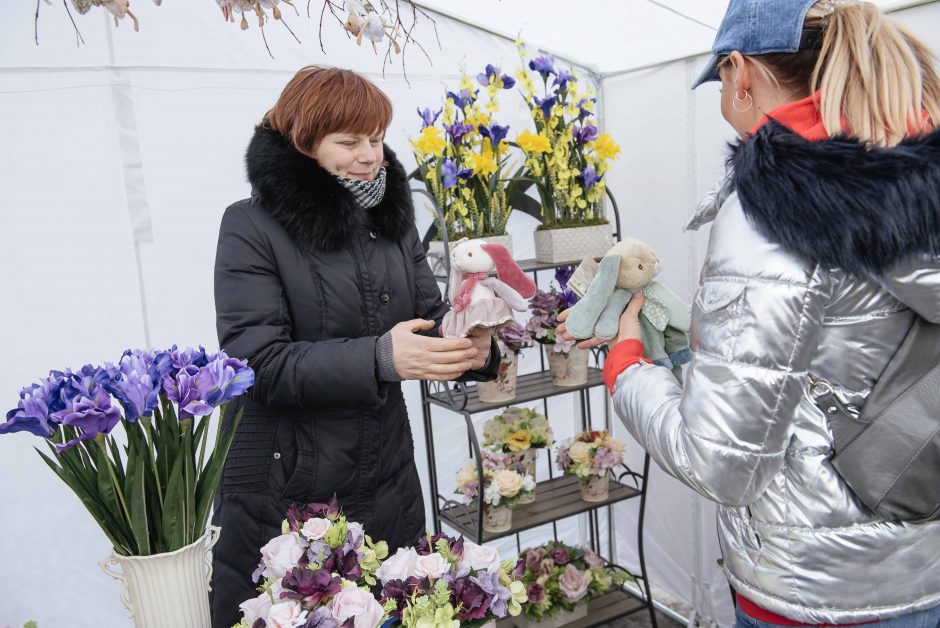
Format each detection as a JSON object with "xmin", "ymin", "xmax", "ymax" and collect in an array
[
  {"xmin": 481, "ymin": 243, "xmax": 536, "ymax": 299},
  {"xmin": 447, "ymin": 238, "xmax": 469, "ymax": 304},
  {"xmin": 565, "ymin": 254, "xmax": 621, "ymax": 339}
]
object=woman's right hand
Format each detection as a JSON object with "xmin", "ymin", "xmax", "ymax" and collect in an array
[{"xmin": 390, "ymin": 319, "xmax": 478, "ymax": 381}]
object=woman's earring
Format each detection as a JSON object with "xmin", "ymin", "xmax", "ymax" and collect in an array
[{"xmin": 733, "ymin": 90, "xmax": 753, "ymax": 113}]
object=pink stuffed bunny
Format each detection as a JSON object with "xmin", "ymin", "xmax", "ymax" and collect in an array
[{"xmin": 441, "ymin": 239, "xmax": 537, "ymax": 338}]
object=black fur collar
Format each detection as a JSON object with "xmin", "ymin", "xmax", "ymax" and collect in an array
[
  {"xmin": 730, "ymin": 122, "xmax": 940, "ymax": 275},
  {"xmin": 245, "ymin": 126, "xmax": 415, "ymax": 250}
]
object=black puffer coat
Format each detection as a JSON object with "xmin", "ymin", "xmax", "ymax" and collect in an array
[{"xmin": 209, "ymin": 126, "xmax": 498, "ymax": 627}]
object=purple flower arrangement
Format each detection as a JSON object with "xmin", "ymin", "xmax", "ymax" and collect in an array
[
  {"xmin": 235, "ymin": 497, "xmax": 389, "ymax": 628},
  {"xmin": 495, "ymin": 321, "xmax": 533, "ymax": 359},
  {"xmin": 512, "ymin": 541, "xmax": 630, "ymax": 621},
  {"xmin": 377, "ymin": 531, "xmax": 527, "ymax": 627},
  {"xmin": 0, "ymin": 346, "xmax": 254, "ymax": 556},
  {"xmin": 526, "ymin": 268, "xmax": 580, "ymax": 354}
]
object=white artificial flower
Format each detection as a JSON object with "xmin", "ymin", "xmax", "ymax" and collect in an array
[
  {"xmin": 375, "ymin": 546, "xmax": 419, "ymax": 583},
  {"xmin": 413, "ymin": 552, "xmax": 451, "ymax": 579},
  {"xmin": 301, "ymin": 517, "xmax": 333, "ymax": 541},
  {"xmin": 259, "ymin": 533, "xmax": 307, "ymax": 580},
  {"xmin": 267, "ymin": 600, "xmax": 309, "ymax": 628},
  {"xmin": 459, "ymin": 540, "xmax": 502, "ymax": 575}
]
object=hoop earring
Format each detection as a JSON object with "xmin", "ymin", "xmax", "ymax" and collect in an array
[{"xmin": 733, "ymin": 90, "xmax": 753, "ymax": 113}]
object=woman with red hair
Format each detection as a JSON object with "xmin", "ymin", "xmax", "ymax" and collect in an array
[{"xmin": 210, "ymin": 66, "xmax": 497, "ymax": 627}]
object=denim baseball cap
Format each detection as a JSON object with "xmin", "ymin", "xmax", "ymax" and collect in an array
[{"xmin": 692, "ymin": 0, "xmax": 820, "ymax": 89}]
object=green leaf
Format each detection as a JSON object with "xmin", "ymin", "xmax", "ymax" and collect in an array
[
  {"xmin": 194, "ymin": 407, "xmax": 242, "ymax": 534},
  {"xmin": 181, "ymin": 418, "xmax": 196, "ymax": 543},
  {"xmin": 127, "ymin": 439, "xmax": 151, "ymax": 555},
  {"xmin": 162, "ymin": 449, "xmax": 187, "ymax": 550},
  {"xmin": 95, "ymin": 440, "xmax": 135, "ymax": 553}
]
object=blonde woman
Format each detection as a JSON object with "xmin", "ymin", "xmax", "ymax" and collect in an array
[{"xmin": 561, "ymin": 0, "xmax": 940, "ymax": 625}]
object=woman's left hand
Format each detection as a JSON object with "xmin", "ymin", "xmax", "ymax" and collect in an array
[{"xmin": 466, "ymin": 326, "xmax": 495, "ymax": 370}]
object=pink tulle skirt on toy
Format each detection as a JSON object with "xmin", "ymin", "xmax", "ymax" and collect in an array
[{"xmin": 441, "ymin": 298, "xmax": 514, "ymax": 338}]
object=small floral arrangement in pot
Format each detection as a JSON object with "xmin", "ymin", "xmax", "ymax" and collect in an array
[
  {"xmin": 377, "ymin": 532, "xmax": 528, "ymax": 627},
  {"xmin": 512, "ymin": 541, "xmax": 631, "ymax": 625},
  {"xmin": 456, "ymin": 451, "xmax": 536, "ymax": 532},
  {"xmin": 477, "ymin": 321, "xmax": 534, "ymax": 404},
  {"xmin": 234, "ymin": 496, "xmax": 390, "ymax": 628},
  {"xmin": 556, "ymin": 430, "xmax": 625, "ymax": 502},
  {"xmin": 482, "ymin": 406, "xmax": 552, "ymax": 500}
]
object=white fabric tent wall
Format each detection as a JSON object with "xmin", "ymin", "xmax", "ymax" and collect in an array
[{"xmin": 2, "ymin": 1, "xmax": 940, "ymax": 627}]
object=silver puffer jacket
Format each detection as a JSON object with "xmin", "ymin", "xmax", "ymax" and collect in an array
[{"xmin": 612, "ymin": 122, "xmax": 940, "ymax": 624}]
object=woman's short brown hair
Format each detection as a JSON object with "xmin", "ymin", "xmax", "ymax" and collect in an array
[{"xmin": 264, "ymin": 66, "xmax": 393, "ymax": 155}]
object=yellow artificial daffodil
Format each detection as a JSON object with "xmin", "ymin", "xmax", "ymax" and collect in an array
[
  {"xmin": 469, "ymin": 144, "xmax": 498, "ymax": 178},
  {"xmin": 516, "ymin": 130, "xmax": 552, "ymax": 154},
  {"xmin": 414, "ymin": 126, "xmax": 446, "ymax": 156},
  {"xmin": 591, "ymin": 133, "xmax": 622, "ymax": 160}
]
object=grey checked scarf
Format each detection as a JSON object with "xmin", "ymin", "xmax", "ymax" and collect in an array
[{"xmin": 336, "ymin": 167, "xmax": 387, "ymax": 209}]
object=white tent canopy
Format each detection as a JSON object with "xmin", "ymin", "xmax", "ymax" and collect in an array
[{"xmin": 2, "ymin": 2, "xmax": 939, "ymax": 627}]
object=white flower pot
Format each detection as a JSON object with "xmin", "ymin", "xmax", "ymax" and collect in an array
[
  {"xmin": 100, "ymin": 526, "xmax": 221, "ymax": 628},
  {"xmin": 477, "ymin": 352, "xmax": 519, "ymax": 403},
  {"xmin": 428, "ymin": 234, "xmax": 514, "ymax": 277},
  {"xmin": 515, "ymin": 604, "xmax": 589, "ymax": 628},
  {"xmin": 512, "ymin": 448, "xmax": 537, "ymax": 504},
  {"xmin": 482, "ymin": 504, "xmax": 513, "ymax": 533},
  {"xmin": 533, "ymin": 223, "xmax": 612, "ymax": 264},
  {"xmin": 580, "ymin": 475, "xmax": 610, "ymax": 502},
  {"xmin": 547, "ymin": 346, "xmax": 589, "ymax": 387}
]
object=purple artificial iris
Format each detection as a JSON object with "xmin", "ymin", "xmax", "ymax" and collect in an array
[
  {"xmin": 444, "ymin": 122, "xmax": 474, "ymax": 144},
  {"xmin": 578, "ymin": 166, "xmax": 601, "ymax": 191},
  {"xmin": 281, "ymin": 567, "xmax": 342, "ymax": 606},
  {"xmin": 446, "ymin": 89, "xmax": 478, "ymax": 110},
  {"xmin": 553, "ymin": 69, "xmax": 576, "ymax": 91},
  {"xmin": 577, "ymin": 97, "xmax": 596, "ymax": 120},
  {"xmin": 573, "ymin": 124, "xmax": 598, "ymax": 146},
  {"xmin": 51, "ymin": 385, "xmax": 122, "ymax": 452},
  {"xmin": 0, "ymin": 370, "xmax": 77, "ymax": 437},
  {"xmin": 168, "ymin": 345, "xmax": 210, "ymax": 370},
  {"xmin": 105, "ymin": 352, "xmax": 161, "ymax": 422},
  {"xmin": 417, "ymin": 106, "xmax": 442, "ymax": 129},
  {"xmin": 533, "ymin": 95, "xmax": 557, "ymax": 120},
  {"xmin": 201, "ymin": 352, "xmax": 255, "ymax": 407},
  {"xmin": 162, "ymin": 366, "xmax": 212, "ymax": 420},
  {"xmin": 441, "ymin": 159, "xmax": 473, "ymax": 189},
  {"xmin": 528, "ymin": 56, "xmax": 556, "ymax": 78},
  {"xmin": 450, "ymin": 576, "xmax": 491, "ymax": 621},
  {"xmin": 477, "ymin": 64, "xmax": 516, "ymax": 89},
  {"xmin": 478, "ymin": 123, "xmax": 509, "ymax": 148}
]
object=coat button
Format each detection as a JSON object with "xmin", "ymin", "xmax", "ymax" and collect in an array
[
  {"xmin": 380, "ymin": 293, "xmax": 390, "ymax": 304},
  {"xmin": 369, "ymin": 231, "xmax": 377, "ymax": 239},
  {"xmin": 273, "ymin": 452, "xmax": 281, "ymax": 460}
]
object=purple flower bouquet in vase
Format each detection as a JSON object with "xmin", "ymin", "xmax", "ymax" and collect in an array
[
  {"xmin": 476, "ymin": 322, "xmax": 533, "ymax": 403},
  {"xmin": 527, "ymin": 270, "xmax": 589, "ymax": 387},
  {"xmin": 0, "ymin": 346, "xmax": 254, "ymax": 628}
]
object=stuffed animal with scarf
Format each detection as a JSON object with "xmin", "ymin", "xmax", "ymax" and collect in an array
[{"xmin": 440, "ymin": 239, "xmax": 537, "ymax": 339}]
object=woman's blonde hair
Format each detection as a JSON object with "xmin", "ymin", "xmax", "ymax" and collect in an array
[{"xmin": 747, "ymin": 1, "xmax": 940, "ymax": 146}]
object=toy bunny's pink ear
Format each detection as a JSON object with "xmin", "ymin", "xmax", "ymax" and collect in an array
[{"xmin": 482, "ymin": 243, "xmax": 536, "ymax": 299}]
